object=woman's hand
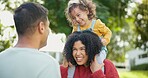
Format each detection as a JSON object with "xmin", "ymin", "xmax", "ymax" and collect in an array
[
  {"xmin": 90, "ymin": 55, "xmax": 104, "ymax": 73},
  {"xmin": 62, "ymin": 57, "xmax": 73, "ymax": 68},
  {"xmin": 62, "ymin": 57, "xmax": 69, "ymax": 68}
]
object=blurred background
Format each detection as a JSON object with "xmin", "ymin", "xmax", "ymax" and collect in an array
[{"xmin": 0, "ymin": 0, "xmax": 148, "ymax": 78}]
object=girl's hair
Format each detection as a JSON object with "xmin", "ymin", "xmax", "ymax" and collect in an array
[
  {"xmin": 65, "ymin": 0, "xmax": 96, "ymax": 25},
  {"xmin": 63, "ymin": 30, "xmax": 102, "ymax": 66}
]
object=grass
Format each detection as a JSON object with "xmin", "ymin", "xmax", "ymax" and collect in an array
[{"xmin": 119, "ymin": 70, "xmax": 148, "ymax": 78}]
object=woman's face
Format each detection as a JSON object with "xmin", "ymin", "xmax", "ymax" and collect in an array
[{"xmin": 72, "ymin": 40, "xmax": 88, "ymax": 65}]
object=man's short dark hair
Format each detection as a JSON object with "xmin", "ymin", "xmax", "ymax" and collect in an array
[
  {"xmin": 14, "ymin": 2, "xmax": 48, "ymax": 35},
  {"xmin": 63, "ymin": 30, "xmax": 103, "ymax": 66}
]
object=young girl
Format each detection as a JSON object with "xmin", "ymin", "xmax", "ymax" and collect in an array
[{"xmin": 65, "ymin": 0, "xmax": 112, "ymax": 69}]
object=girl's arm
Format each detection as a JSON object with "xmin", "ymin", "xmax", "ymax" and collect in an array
[{"xmin": 94, "ymin": 19, "xmax": 112, "ymax": 46}]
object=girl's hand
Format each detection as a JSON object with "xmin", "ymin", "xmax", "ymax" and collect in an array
[
  {"xmin": 90, "ymin": 55, "xmax": 104, "ymax": 73},
  {"xmin": 101, "ymin": 38, "xmax": 107, "ymax": 46}
]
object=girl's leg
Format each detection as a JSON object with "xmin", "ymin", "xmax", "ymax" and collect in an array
[{"xmin": 96, "ymin": 50, "xmax": 107, "ymax": 73}]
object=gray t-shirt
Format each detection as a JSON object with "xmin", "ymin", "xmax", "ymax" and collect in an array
[{"xmin": 0, "ymin": 48, "xmax": 61, "ymax": 78}]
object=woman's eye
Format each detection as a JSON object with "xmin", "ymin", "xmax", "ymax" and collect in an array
[
  {"xmin": 81, "ymin": 48, "xmax": 85, "ymax": 51},
  {"xmin": 72, "ymin": 48, "xmax": 76, "ymax": 51}
]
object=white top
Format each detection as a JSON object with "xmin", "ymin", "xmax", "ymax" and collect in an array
[{"xmin": 0, "ymin": 48, "xmax": 61, "ymax": 78}]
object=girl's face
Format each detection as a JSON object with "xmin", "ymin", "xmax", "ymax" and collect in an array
[
  {"xmin": 70, "ymin": 7, "xmax": 90, "ymax": 26},
  {"xmin": 72, "ymin": 40, "xmax": 88, "ymax": 65}
]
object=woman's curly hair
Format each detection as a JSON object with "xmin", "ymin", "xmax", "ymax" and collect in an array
[
  {"xmin": 65, "ymin": 0, "xmax": 96, "ymax": 25},
  {"xmin": 63, "ymin": 30, "xmax": 103, "ymax": 66}
]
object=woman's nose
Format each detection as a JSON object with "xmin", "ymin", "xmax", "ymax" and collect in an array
[{"xmin": 76, "ymin": 50, "xmax": 81, "ymax": 55}]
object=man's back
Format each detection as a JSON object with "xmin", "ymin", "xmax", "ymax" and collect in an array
[{"xmin": 0, "ymin": 48, "xmax": 61, "ymax": 78}]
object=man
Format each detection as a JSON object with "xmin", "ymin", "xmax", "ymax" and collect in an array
[{"xmin": 0, "ymin": 2, "xmax": 61, "ymax": 78}]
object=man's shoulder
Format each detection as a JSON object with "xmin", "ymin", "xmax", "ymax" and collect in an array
[
  {"xmin": 0, "ymin": 48, "xmax": 12, "ymax": 56},
  {"xmin": 0, "ymin": 48, "xmax": 57, "ymax": 63},
  {"xmin": 27, "ymin": 50, "xmax": 58, "ymax": 64},
  {"xmin": 37, "ymin": 52, "xmax": 57, "ymax": 62}
]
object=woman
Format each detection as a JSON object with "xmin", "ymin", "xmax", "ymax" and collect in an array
[{"xmin": 60, "ymin": 30, "xmax": 119, "ymax": 78}]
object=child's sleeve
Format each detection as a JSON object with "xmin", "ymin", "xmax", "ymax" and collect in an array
[{"xmin": 95, "ymin": 19, "xmax": 112, "ymax": 45}]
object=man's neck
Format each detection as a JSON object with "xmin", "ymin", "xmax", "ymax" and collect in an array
[{"xmin": 15, "ymin": 36, "xmax": 40, "ymax": 49}]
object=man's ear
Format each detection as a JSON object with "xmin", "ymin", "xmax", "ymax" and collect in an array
[{"xmin": 38, "ymin": 21, "xmax": 45, "ymax": 34}]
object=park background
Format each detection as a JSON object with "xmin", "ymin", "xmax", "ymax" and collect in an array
[{"xmin": 0, "ymin": 0, "xmax": 148, "ymax": 78}]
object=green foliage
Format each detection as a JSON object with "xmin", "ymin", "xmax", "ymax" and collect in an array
[
  {"xmin": 0, "ymin": 23, "xmax": 16, "ymax": 52},
  {"xmin": 98, "ymin": 0, "xmax": 128, "ymax": 17},
  {"xmin": 94, "ymin": 1, "xmax": 110, "ymax": 24},
  {"xmin": 0, "ymin": 40, "xmax": 10, "ymax": 52},
  {"xmin": 100, "ymin": 0, "xmax": 135, "ymax": 62},
  {"xmin": 43, "ymin": 0, "xmax": 72, "ymax": 36},
  {"xmin": 134, "ymin": 0, "xmax": 148, "ymax": 50}
]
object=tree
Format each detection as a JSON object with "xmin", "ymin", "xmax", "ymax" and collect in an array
[
  {"xmin": 134, "ymin": 0, "xmax": 148, "ymax": 51},
  {"xmin": 43, "ymin": 0, "xmax": 72, "ymax": 35},
  {"xmin": 0, "ymin": 24, "xmax": 15, "ymax": 52},
  {"xmin": 94, "ymin": 0, "xmax": 136, "ymax": 62},
  {"xmin": 0, "ymin": 0, "xmax": 17, "ymax": 52}
]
